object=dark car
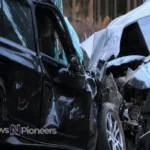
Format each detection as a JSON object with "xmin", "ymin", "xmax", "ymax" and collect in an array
[
  {"xmin": 0, "ymin": 0, "xmax": 115, "ymax": 150},
  {"xmin": 0, "ymin": 0, "xmax": 95, "ymax": 149},
  {"xmin": 0, "ymin": 0, "xmax": 127, "ymax": 150}
]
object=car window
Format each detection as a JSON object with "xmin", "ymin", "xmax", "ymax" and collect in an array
[
  {"xmin": 2, "ymin": 0, "xmax": 35, "ymax": 51},
  {"xmin": 120, "ymin": 21, "xmax": 149, "ymax": 57},
  {"xmin": 36, "ymin": 8, "xmax": 68, "ymax": 65},
  {"xmin": 138, "ymin": 16, "xmax": 150, "ymax": 52}
]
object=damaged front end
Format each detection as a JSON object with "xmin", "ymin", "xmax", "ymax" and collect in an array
[
  {"xmin": 81, "ymin": 3, "xmax": 150, "ymax": 148},
  {"xmin": 105, "ymin": 55, "xmax": 150, "ymax": 149}
]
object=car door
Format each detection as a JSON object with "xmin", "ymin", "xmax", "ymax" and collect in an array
[
  {"xmin": 35, "ymin": 4, "xmax": 73, "ymax": 128},
  {"xmin": 34, "ymin": 3, "xmax": 92, "ymax": 145},
  {"xmin": 1, "ymin": 0, "xmax": 42, "ymax": 136}
]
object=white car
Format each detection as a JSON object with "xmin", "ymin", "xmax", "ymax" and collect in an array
[{"xmin": 81, "ymin": 1, "xmax": 150, "ymax": 150}]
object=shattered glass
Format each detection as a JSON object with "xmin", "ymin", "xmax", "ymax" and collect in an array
[
  {"xmin": 53, "ymin": 0, "xmax": 84, "ymax": 64},
  {"xmin": 52, "ymin": 0, "xmax": 63, "ymax": 14}
]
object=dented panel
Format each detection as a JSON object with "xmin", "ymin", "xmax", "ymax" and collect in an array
[{"xmin": 0, "ymin": 39, "xmax": 42, "ymax": 129}]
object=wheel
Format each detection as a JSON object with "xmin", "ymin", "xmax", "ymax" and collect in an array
[{"xmin": 97, "ymin": 102, "xmax": 126, "ymax": 150}]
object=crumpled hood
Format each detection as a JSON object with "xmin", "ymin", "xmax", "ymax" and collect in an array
[{"xmin": 81, "ymin": 1, "xmax": 150, "ymax": 71}]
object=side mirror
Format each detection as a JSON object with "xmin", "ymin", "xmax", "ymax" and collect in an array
[{"xmin": 55, "ymin": 68, "xmax": 86, "ymax": 90}]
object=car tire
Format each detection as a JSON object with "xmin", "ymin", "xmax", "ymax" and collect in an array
[{"xmin": 97, "ymin": 102, "xmax": 126, "ymax": 150}]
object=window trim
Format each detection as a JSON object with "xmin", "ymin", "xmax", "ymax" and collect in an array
[
  {"xmin": 40, "ymin": 52, "xmax": 67, "ymax": 68},
  {"xmin": 34, "ymin": 1, "xmax": 80, "ymax": 65},
  {"xmin": 35, "ymin": 6, "xmax": 70, "ymax": 66}
]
